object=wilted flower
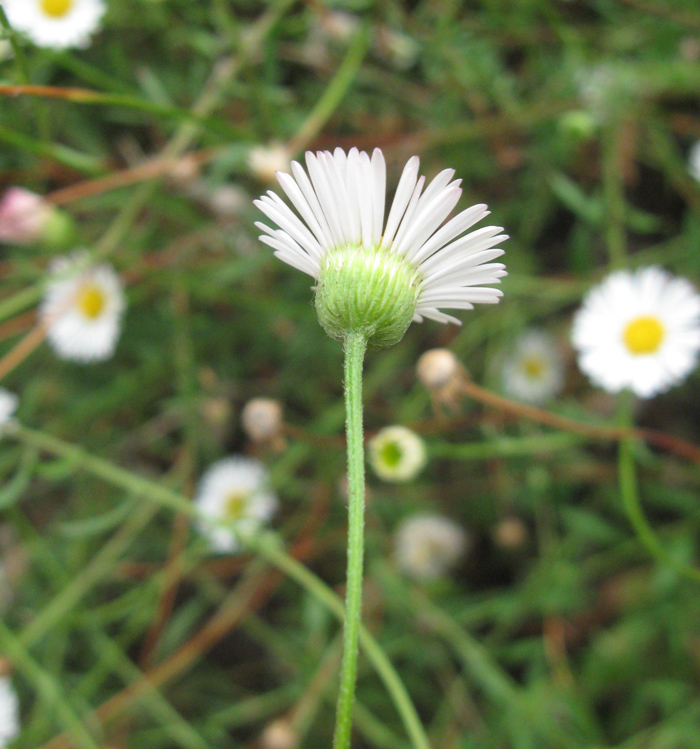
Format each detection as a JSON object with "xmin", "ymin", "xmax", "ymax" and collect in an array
[
  {"xmin": 0, "ymin": 390, "xmax": 18, "ymax": 436},
  {"xmin": 194, "ymin": 457, "xmax": 277, "ymax": 553},
  {"xmin": 2, "ymin": 0, "xmax": 106, "ymax": 49},
  {"xmin": 368, "ymin": 426, "xmax": 427, "ymax": 483},
  {"xmin": 572, "ymin": 267, "xmax": 700, "ymax": 398},
  {"xmin": 259, "ymin": 719, "xmax": 298, "ymax": 749},
  {"xmin": 241, "ymin": 398, "xmax": 285, "ymax": 449},
  {"xmin": 501, "ymin": 330, "xmax": 565, "ymax": 405},
  {"xmin": 255, "ymin": 148, "xmax": 507, "ymax": 349},
  {"xmin": 394, "ymin": 514, "xmax": 467, "ymax": 581},
  {"xmin": 416, "ymin": 348, "xmax": 467, "ymax": 410},
  {"xmin": 40, "ymin": 253, "xmax": 126, "ymax": 363}
]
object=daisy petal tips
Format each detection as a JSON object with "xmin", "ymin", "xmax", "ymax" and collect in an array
[{"xmin": 255, "ymin": 148, "xmax": 507, "ymax": 348}]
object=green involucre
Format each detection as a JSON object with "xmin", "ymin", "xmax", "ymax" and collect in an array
[{"xmin": 314, "ymin": 245, "xmax": 422, "ymax": 348}]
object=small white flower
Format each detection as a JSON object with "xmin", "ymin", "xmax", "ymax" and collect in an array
[
  {"xmin": 255, "ymin": 148, "xmax": 507, "ymax": 328},
  {"xmin": 394, "ymin": 514, "xmax": 467, "ymax": 581},
  {"xmin": 368, "ymin": 426, "xmax": 427, "ymax": 483},
  {"xmin": 194, "ymin": 457, "xmax": 277, "ymax": 553},
  {"xmin": 2, "ymin": 0, "xmax": 105, "ymax": 49},
  {"xmin": 249, "ymin": 143, "xmax": 292, "ymax": 184},
  {"xmin": 0, "ymin": 390, "xmax": 18, "ymax": 435},
  {"xmin": 0, "ymin": 675, "xmax": 20, "ymax": 747},
  {"xmin": 688, "ymin": 141, "xmax": 700, "ymax": 183},
  {"xmin": 40, "ymin": 253, "xmax": 126, "ymax": 363},
  {"xmin": 572, "ymin": 267, "xmax": 700, "ymax": 398},
  {"xmin": 501, "ymin": 330, "xmax": 565, "ymax": 405}
]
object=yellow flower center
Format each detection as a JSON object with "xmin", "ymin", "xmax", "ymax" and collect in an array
[
  {"xmin": 522, "ymin": 355, "xmax": 545, "ymax": 379},
  {"xmin": 40, "ymin": 0, "xmax": 74, "ymax": 18},
  {"xmin": 623, "ymin": 316, "xmax": 665, "ymax": 355},
  {"xmin": 77, "ymin": 285, "xmax": 106, "ymax": 319},
  {"xmin": 380, "ymin": 440, "xmax": 403, "ymax": 469},
  {"xmin": 224, "ymin": 492, "xmax": 248, "ymax": 522}
]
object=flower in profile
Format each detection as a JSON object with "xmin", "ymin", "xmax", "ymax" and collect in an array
[
  {"xmin": 0, "ymin": 390, "xmax": 18, "ymax": 436},
  {"xmin": 194, "ymin": 457, "xmax": 277, "ymax": 553},
  {"xmin": 501, "ymin": 329, "xmax": 564, "ymax": 405},
  {"xmin": 689, "ymin": 141, "xmax": 700, "ymax": 183},
  {"xmin": 0, "ymin": 675, "xmax": 20, "ymax": 747},
  {"xmin": 394, "ymin": 514, "xmax": 467, "ymax": 581},
  {"xmin": 2, "ymin": 0, "xmax": 106, "ymax": 49},
  {"xmin": 249, "ymin": 143, "xmax": 292, "ymax": 184},
  {"xmin": 0, "ymin": 188, "xmax": 53, "ymax": 246},
  {"xmin": 255, "ymin": 148, "xmax": 507, "ymax": 348},
  {"xmin": 368, "ymin": 426, "xmax": 426, "ymax": 483},
  {"xmin": 40, "ymin": 253, "xmax": 126, "ymax": 363},
  {"xmin": 572, "ymin": 267, "xmax": 700, "ymax": 398}
]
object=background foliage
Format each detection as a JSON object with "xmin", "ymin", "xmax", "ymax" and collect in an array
[{"xmin": 2, "ymin": 0, "xmax": 700, "ymax": 747}]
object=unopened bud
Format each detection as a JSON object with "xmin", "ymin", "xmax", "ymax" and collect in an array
[
  {"xmin": 242, "ymin": 398, "xmax": 284, "ymax": 446},
  {"xmin": 416, "ymin": 348, "xmax": 467, "ymax": 411},
  {"xmin": 249, "ymin": 143, "xmax": 292, "ymax": 184},
  {"xmin": 259, "ymin": 719, "xmax": 298, "ymax": 749},
  {"xmin": 0, "ymin": 188, "xmax": 53, "ymax": 245},
  {"xmin": 493, "ymin": 516, "xmax": 528, "ymax": 550}
]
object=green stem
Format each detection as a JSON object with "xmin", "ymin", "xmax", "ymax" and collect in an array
[
  {"xmin": 333, "ymin": 331, "xmax": 368, "ymax": 749},
  {"xmin": 617, "ymin": 393, "xmax": 700, "ymax": 584}
]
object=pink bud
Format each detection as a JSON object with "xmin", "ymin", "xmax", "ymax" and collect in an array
[{"xmin": 0, "ymin": 188, "xmax": 53, "ymax": 245}]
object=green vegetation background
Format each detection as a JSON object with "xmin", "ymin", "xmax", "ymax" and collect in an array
[{"xmin": 2, "ymin": 0, "xmax": 700, "ymax": 746}]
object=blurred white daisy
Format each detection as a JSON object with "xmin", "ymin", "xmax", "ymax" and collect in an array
[
  {"xmin": 368, "ymin": 426, "xmax": 427, "ymax": 483},
  {"xmin": 194, "ymin": 457, "xmax": 278, "ymax": 553},
  {"xmin": 255, "ymin": 148, "xmax": 507, "ymax": 328},
  {"xmin": 0, "ymin": 675, "xmax": 19, "ymax": 747},
  {"xmin": 40, "ymin": 253, "xmax": 125, "ymax": 363},
  {"xmin": 394, "ymin": 514, "xmax": 467, "ymax": 581},
  {"xmin": 688, "ymin": 141, "xmax": 700, "ymax": 183},
  {"xmin": 501, "ymin": 330, "xmax": 564, "ymax": 404},
  {"xmin": 572, "ymin": 267, "xmax": 700, "ymax": 398},
  {"xmin": 0, "ymin": 390, "xmax": 18, "ymax": 435},
  {"xmin": 249, "ymin": 143, "xmax": 292, "ymax": 184},
  {"xmin": 2, "ymin": 0, "xmax": 106, "ymax": 49}
]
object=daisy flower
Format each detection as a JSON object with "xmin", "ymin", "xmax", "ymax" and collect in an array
[
  {"xmin": 40, "ymin": 253, "xmax": 125, "ymax": 363},
  {"xmin": 572, "ymin": 267, "xmax": 700, "ymax": 398},
  {"xmin": 0, "ymin": 390, "xmax": 18, "ymax": 435},
  {"xmin": 0, "ymin": 675, "xmax": 20, "ymax": 748},
  {"xmin": 394, "ymin": 514, "xmax": 468, "ymax": 581},
  {"xmin": 368, "ymin": 426, "xmax": 427, "ymax": 483},
  {"xmin": 194, "ymin": 457, "xmax": 278, "ymax": 553},
  {"xmin": 255, "ymin": 148, "xmax": 507, "ymax": 347},
  {"xmin": 688, "ymin": 141, "xmax": 700, "ymax": 183},
  {"xmin": 501, "ymin": 329, "xmax": 565, "ymax": 405},
  {"xmin": 2, "ymin": 0, "xmax": 106, "ymax": 49}
]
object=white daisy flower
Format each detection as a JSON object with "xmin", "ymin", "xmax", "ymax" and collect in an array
[
  {"xmin": 2, "ymin": 0, "xmax": 106, "ymax": 49},
  {"xmin": 254, "ymin": 148, "xmax": 507, "ymax": 340},
  {"xmin": 0, "ymin": 675, "xmax": 20, "ymax": 747},
  {"xmin": 40, "ymin": 253, "xmax": 125, "ymax": 363},
  {"xmin": 572, "ymin": 267, "xmax": 700, "ymax": 398},
  {"xmin": 194, "ymin": 457, "xmax": 278, "ymax": 554},
  {"xmin": 0, "ymin": 390, "xmax": 18, "ymax": 435},
  {"xmin": 394, "ymin": 514, "xmax": 467, "ymax": 581},
  {"xmin": 688, "ymin": 141, "xmax": 700, "ymax": 183},
  {"xmin": 501, "ymin": 329, "xmax": 565, "ymax": 405},
  {"xmin": 368, "ymin": 426, "xmax": 427, "ymax": 483}
]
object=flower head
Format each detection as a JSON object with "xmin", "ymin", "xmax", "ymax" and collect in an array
[
  {"xmin": 394, "ymin": 514, "xmax": 467, "ymax": 581},
  {"xmin": 689, "ymin": 141, "xmax": 700, "ymax": 183},
  {"xmin": 0, "ymin": 390, "xmax": 18, "ymax": 436},
  {"xmin": 0, "ymin": 676, "xmax": 20, "ymax": 747},
  {"xmin": 501, "ymin": 329, "xmax": 564, "ymax": 405},
  {"xmin": 194, "ymin": 457, "xmax": 277, "ymax": 553},
  {"xmin": 368, "ymin": 426, "xmax": 427, "ymax": 483},
  {"xmin": 255, "ymin": 148, "xmax": 507, "ymax": 348},
  {"xmin": 0, "ymin": 188, "xmax": 53, "ymax": 245},
  {"xmin": 2, "ymin": 0, "xmax": 105, "ymax": 49},
  {"xmin": 572, "ymin": 267, "xmax": 700, "ymax": 398},
  {"xmin": 40, "ymin": 253, "xmax": 126, "ymax": 363}
]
